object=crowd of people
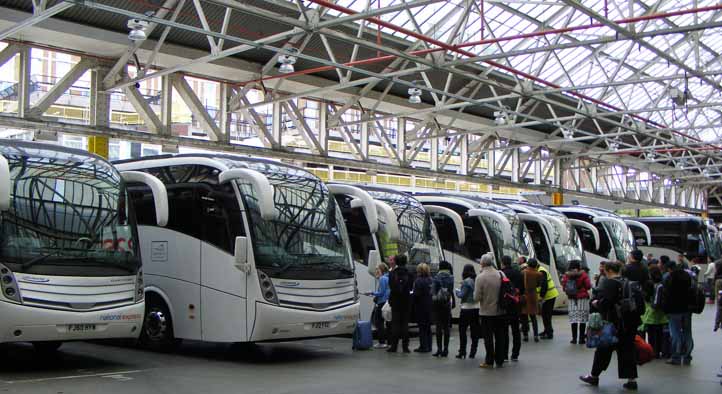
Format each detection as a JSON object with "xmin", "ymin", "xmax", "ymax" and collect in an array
[{"xmin": 367, "ymin": 249, "xmax": 716, "ymax": 391}]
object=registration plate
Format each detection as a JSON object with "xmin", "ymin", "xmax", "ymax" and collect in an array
[
  {"xmin": 311, "ymin": 322, "xmax": 330, "ymax": 329},
  {"xmin": 68, "ymin": 324, "xmax": 97, "ymax": 332}
]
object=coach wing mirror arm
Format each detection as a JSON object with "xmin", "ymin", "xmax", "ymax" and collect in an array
[
  {"xmin": 326, "ymin": 184, "xmax": 379, "ymax": 234},
  {"xmin": 424, "ymin": 205, "xmax": 466, "ymax": 245},
  {"xmin": 518, "ymin": 213, "xmax": 555, "ymax": 245},
  {"xmin": 233, "ymin": 236, "xmax": 252, "ymax": 274},
  {"xmin": 540, "ymin": 215, "xmax": 569, "ymax": 245},
  {"xmin": 219, "ymin": 168, "xmax": 278, "ymax": 221},
  {"xmin": 624, "ymin": 219, "xmax": 651, "ymax": 246},
  {"xmin": 367, "ymin": 250, "xmax": 381, "ymax": 277},
  {"xmin": 569, "ymin": 219, "xmax": 600, "ymax": 251},
  {"xmin": 120, "ymin": 171, "xmax": 168, "ymax": 227},
  {"xmin": 375, "ymin": 200, "xmax": 401, "ymax": 242},
  {"xmin": 467, "ymin": 209, "xmax": 513, "ymax": 243},
  {"xmin": 0, "ymin": 154, "xmax": 9, "ymax": 212}
]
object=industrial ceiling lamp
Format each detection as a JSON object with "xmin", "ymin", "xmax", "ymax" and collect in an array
[
  {"xmin": 561, "ymin": 127, "xmax": 574, "ymax": 140},
  {"xmin": 608, "ymin": 138, "xmax": 619, "ymax": 151},
  {"xmin": 703, "ymin": 168, "xmax": 712, "ymax": 178},
  {"xmin": 493, "ymin": 105, "xmax": 512, "ymax": 126},
  {"xmin": 278, "ymin": 48, "xmax": 299, "ymax": 74},
  {"xmin": 408, "ymin": 80, "xmax": 422, "ymax": 104},
  {"xmin": 127, "ymin": 18, "xmax": 149, "ymax": 41},
  {"xmin": 646, "ymin": 150, "xmax": 656, "ymax": 162},
  {"xmin": 127, "ymin": 12, "xmax": 152, "ymax": 42}
]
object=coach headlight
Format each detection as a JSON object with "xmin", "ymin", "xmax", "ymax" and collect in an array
[
  {"xmin": 0, "ymin": 263, "xmax": 21, "ymax": 304},
  {"xmin": 257, "ymin": 270, "xmax": 278, "ymax": 304}
]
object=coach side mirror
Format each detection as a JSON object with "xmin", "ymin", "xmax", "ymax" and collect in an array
[
  {"xmin": 367, "ymin": 250, "xmax": 381, "ymax": 276},
  {"xmin": 234, "ymin": 236, "xmax": 251, "ymax": 273}
]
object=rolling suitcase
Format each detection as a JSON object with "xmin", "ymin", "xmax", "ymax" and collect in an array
[{"xmin": 352, "ymin": 320, "xmax": 373, "ymax": 350}]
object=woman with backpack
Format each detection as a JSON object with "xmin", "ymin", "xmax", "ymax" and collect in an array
[
  {"xmin": 562, "ymin": 260, "xmax": 592, "ymax": 344},
  {"xmin": 579, "ymin": 261, "xmax": 640, "ymax": 391},
  {"xmin": 455, "ymin": 264, "xmax": 480, "ymax": 359},
  {"xmin": 432, "ymin": 260, "xmax": 455, "ymax": 357},
  {"xmin": 412, "ymin": 263, "xmax": 433, "ymax": 353}
]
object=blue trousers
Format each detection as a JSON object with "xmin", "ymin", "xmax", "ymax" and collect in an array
[{"xmin": 667, "ymin": 313, "xmax": 694, "ymax": 362}]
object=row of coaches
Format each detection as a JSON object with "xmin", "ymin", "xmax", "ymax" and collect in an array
[{"xmin": 0, "ymin": 139, "xmax": 713, "ymax": 353}]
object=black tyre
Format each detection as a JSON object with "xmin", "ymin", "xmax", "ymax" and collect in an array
[
  {"xmin": 140, "ymin": 295, "xmax": 180, "ymax": 352},
  {"xmin": 33, "ymin": 341, "xmax": 62, "ymax": 354}
]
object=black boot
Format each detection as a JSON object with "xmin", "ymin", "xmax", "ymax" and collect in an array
[
  {"xmin": 441, "ymin": 335, "xmax": 450, "ymax": 357},
  {"xmin": 469, "ymin": 341, "xmax": 478, "ymax": 359},
  {"xmin": 579, "ymin": 324, "xmax": 587, "ymax": 345},
  {"xmin": 570, "ymin": 323, "xmax": 578, "ymax": 344}
]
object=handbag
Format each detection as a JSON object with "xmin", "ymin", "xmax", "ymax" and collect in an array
[
  {"xmin": 381, "ymin": 301, "xmax": 392, "ymax": 322},
  {"xmin": 586, "ymin": 321, "xmax": 618, "ymax": 349}
]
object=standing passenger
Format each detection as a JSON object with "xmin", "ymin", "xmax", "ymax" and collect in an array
[
  {"xmin": 640, "ymin": 265, "xmax": 668, "ymax": 358},
  {"xmin": 579, "ymin": 261, "xmax": 640, "ymax": 391},
  {"xmin": 538, "ymin": 262, "xmax": 559, "ymax": 340},
  {"xmin": 387, "ymin": 255, "xmax": 413, "ymax": 353},
  {"xmin": 371, "ymin": 263, "xmax": 390, "ymax": 349},
  {"xmin": 455, "ymin": 264, "xmax": 480, "ymax": 359},
  {"xmin": 432, "ymin": 261, "xmax": 455, "ymax": 357},
  {"xmin": 412, "ymin": 263, "xmax": 433, "ymax": 353},
  {"xmin": 500, "ymin": 255, "xmax": 523, "ymax": 361},
  {"xmin": 475, "ymin": 253, "xmax": 508, "ymax": 368},
  {"xmin": 521, "ymin": 258, "xmax": 542, "ymax": 342},
  {"xmin": 562, "ymin": 260, "xmax": 592, "ymax": 344},
  {"xmin": 662, "ymin": 260, "xmax": 693, "ymax": 365}
]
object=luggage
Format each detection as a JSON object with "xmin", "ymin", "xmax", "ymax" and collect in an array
[
  {"xmin": 352, "ymin": 320, "xmax": 373, "ymax": 350},
  {"xmin": 381, "ymin": 301, "xmax": 392, "ymax": 322},
  {"xmin": 634, "ymin": 335, "xmax": 654, "ymax": 365},
  {"xmin": 586, "ymin": 321, "xmax": 618, "ymax": 349},
  {"xmin": 688, "ymin": 280, "xmax": 706, "ymax": 314},
  {"xmin": 564, "ymin": 276, "xmax": 578, "ymax": 298},
  {"xmin": 498, "ymin": 272, "xmax": 520, "ymax": 314}
]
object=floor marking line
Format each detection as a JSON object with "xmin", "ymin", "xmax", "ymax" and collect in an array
[{"xmin": 1, "ymin": 369, "xmax": 146, "ymax": 384}]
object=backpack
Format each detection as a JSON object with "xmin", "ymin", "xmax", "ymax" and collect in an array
[
  {"xmin": 432, "ymin": 286, "xmax": 451, "ymax": 307},
  {"xmin": 498, "ymin": 272, "xmax": 520, "ymax": 314},
  {"xmin": 564, "ymin": 276, "xmax": 578, "ymax": 298},
  {"xmin": 651, "ymin": 283, "xmax": 665, "ymax": 310},
  {"xmin": 616, "ymin": 278, "xmax": 645, "ymax": 320},
  {"xmin": 688, "ymin": 279, "xmax": 706, "ymax": 314}
]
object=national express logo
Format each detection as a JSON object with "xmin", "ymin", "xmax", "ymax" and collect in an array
[{"xmin": 99, "ymin": 313, "xmax": 142, "ymax": 321}]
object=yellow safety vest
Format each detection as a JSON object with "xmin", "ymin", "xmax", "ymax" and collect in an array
[{"xmin": 537, "ymin": 266, "xmax": 559, "ymax": 301}]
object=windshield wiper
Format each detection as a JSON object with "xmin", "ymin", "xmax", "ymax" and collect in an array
[{"xmin": 21, "ymin": 250, "xmax": 63, "ymax": 270}]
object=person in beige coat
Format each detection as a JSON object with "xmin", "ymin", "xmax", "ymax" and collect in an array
[
  {"xmin": 521, "ymin": 258, "xmax": 543, "ymax": 342},
  {"xmin": 474, "ymin": 253, "xmax": 508, "ymax": 369}
]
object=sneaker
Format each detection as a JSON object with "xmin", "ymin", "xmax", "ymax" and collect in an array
[
  {"xmin": 665, "ymin": 359, "xmax": 681, "ymax": 365},
  {"xmin": 683, "ymin": 358, "xmax": 692, "ymax": 366},
  {"xmin": 479, "ymin": 363, "xmax": 493, "ymax": 369},
  {"xmin": 511, "ymin": 357, "xmax": 519, "ymax": 362},
  {"xmin": 579, "ymin": 375, "xmax": 599, "ymax": 386},
  {"xmin": 374, "ymin": 343, "xmax": 388, "ymax": 349},
  {"xmin": 623, "ymin": 381, "xmax": 638, "ymax": 391}
]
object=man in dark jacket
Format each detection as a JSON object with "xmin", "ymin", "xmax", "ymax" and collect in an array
[
  {"xmin": 501, "ymin": 255, "xmax": 523, "ymax": 361},
  {"xmin": 624, "ymin": 250, "xmax": 650, "ymax": 284},
  {"xmin": 663, "ymin": 260, "xmax": 693, "ymax": 365},
  {"xmin": 388, "ymin": 255, "xmax": 413, "ymax": 353}
]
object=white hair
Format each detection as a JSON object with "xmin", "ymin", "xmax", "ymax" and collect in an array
[{"xmin": 480, "ymin": 253, "xmax": 495, "ymax": 267}]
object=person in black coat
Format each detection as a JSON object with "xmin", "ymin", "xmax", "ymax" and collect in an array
[
  {"xmin": 663, "ymin": 260, "xmax": 693, "ymax": 365},
  {"xmin": 500, "ymin": 255, "xmax": 524, "ymax": 361},
  {"xmin": 624, "ymin": 250, "xmax": 651, "ymax": 284},
  {"xmin": 580, "ymin": 261, "xmax": 640, "ymax": 391},
  {"xmin": 412, "ymin": 263, "xmax": 433, "ymax": 353},
  {"xmin": 432, "ymin": 260, "xmax": 455, "ymax": 357},
  {"xmin": 388, "ymin": 255, "xmax": 413, "ymax": 353}
]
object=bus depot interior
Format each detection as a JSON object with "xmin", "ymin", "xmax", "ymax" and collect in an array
[{"xmin": 0, "ymin": 0, "xmax": 721, "ymax": 392}]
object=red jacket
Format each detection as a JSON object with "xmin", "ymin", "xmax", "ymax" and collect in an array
[{"xmin": 561, "ymin": 271, "xmax": 592, "ymax": 299}]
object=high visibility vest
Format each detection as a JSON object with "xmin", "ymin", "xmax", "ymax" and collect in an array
[{"xmin": 538, "ymin": 266, "xmax": 559, "ymax": 301}]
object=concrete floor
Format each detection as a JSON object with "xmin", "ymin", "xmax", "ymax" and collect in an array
[{"xmin": 0, "ymin": 307, "xmax": 719, "ymax": 394}]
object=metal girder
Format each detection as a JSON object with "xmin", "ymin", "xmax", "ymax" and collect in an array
[
  {"xmin": 0, "ymin": 1, "xmax": 73, "ymax": 41},
  {"xmin": 123, "ymin": 85, "xmax": 163, "ymax": 134},
  {"xmin": 27, "ymin": 58, "xmax": 94, "ymax": 117},
  {"xmin": 170, "ymin": 73, "xmax": 222, "ymax": 141}
]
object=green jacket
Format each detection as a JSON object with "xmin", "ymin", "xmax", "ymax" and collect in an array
[{"xmin": 640, "ymin": 301, "xmax": 668, "ymax": 330}]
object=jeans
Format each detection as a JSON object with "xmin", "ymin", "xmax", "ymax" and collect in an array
[
  {"xmin": 541, "ymin": 298, "xmax": 556, "ymax": 335},
  {"xmin": 505, "ymin": 315, "xmax": 521, "ymax": 359},
  {"xmin": 458, "ymin": 309, "xmax": 480, "ymax": 356},
  {"xmin": 434, "ymin": 306, "xmax": 451, "ymax": 354},
  {"xmin": 668, "ymin": 313, "xmax": 693, "ymax": 362},
  {"xmin": 481, "ymin": 315, "xmax": 508, "ymax": 366}
]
